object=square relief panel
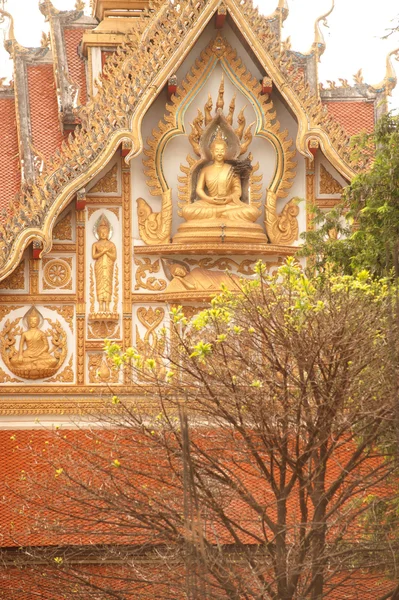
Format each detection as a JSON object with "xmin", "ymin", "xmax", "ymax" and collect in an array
[{"xmin": 40, "ymin": 255, "xmax": 76, "ymax": 293}]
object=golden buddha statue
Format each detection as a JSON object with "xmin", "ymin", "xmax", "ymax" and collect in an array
[
  {"xmin": 10, "ymin": 307, "xmax": 58, "ymax": 373},
  {"xmin": 173, "ymin": 84, "xmax": 268, "ymax": 245},
  {"xmin": 92, "ymin": 215, "xmax": 117, "ymax": 313},
  {"xmin": 181, "ymin": 134, "xmax": 260, "ymax": 224}
]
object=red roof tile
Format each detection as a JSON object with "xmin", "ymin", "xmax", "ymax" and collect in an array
[
  {"xmin": 324, "ymin": 100, "xmax": 375, "ymax": 136},
  {"xmin": 0, "ymin": 97, "xmax": 20, "ymax": 212},
  {"xmin": 0, "ymin": 427, "xmax": 396, "ymax": 600},
  {"xmin": 64, "ymin": 28, "xmax": 87, "ymax": 105},
  {"xmin": 27, "ymin": 64, "xmax": 65, "ymax": 162}
]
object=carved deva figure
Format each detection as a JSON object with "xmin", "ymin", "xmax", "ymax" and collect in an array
[
  {"xmin": 1, "ymin": 306, "xmax": 67, "ymax": 379},
  {"xmin": 174, "ymin": 77, "xmax": 267, "ymax": 244},
  {"xmin": 92, "ymin": 215, "xmax": 117, "ymax": 313}
]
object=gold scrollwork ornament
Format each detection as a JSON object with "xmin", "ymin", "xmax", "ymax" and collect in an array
[
  {"xmin": 136, "ymin": 189, "xmax": 172, "ymax": 246},
  {"xmin": 265, "ymin": 191, "xmax": 300, "ymax": 245},
  {"xmin": 134, "ymin": 257, "xmax": 167, "ymax": 291}
]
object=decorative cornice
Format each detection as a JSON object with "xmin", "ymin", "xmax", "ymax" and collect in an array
[
  {"xmin": 0, "ymin": 0, "xmax": 387, "ymax": 282},
  {"xmin": 133, "ymin": 243, "xmax": 298, "ymax": 256}
]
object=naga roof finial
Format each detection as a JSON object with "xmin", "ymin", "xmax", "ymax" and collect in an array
[
  {"xmin": 0, "ymin": 6, "xmax": 16, "ymax": 54},
  {"xmin": 371, "ymin": 48, "xmax": 399, "ymax": 96},
  {"xmin": 276, "ymin": 0, "xmax": 289, "ymax": 23},
  {"xmin": 264, "ymin": 0, "xmax": 289, "ymax": 29},
  {"xmin": 313, "ymin": 0, "xmax": 334, "ymax": 61}
]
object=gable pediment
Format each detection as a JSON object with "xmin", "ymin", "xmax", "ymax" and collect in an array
[{"xmin": 0, "ymin": 0, "xmax": 384, "ymax": 281}]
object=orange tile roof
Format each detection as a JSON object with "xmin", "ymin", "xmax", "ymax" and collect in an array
[
  {"xmin": 323, "ymin": 100, "xmax": 375, "ymax": 136},
  {"xmin": 0, "ymin": 427, "xmax": 396, "ymax": 599},
  {"xmin": 0, "ymin": 97, "xmax": 20, "ymax": 213},
  {"xmin": 27, "ymin": 64, "xmax": 65, "ymax": 162}
]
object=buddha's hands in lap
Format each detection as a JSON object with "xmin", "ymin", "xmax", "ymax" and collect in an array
[{"xmin": 209, "ymin": 195, "xmax": 236, "ymax": 205}]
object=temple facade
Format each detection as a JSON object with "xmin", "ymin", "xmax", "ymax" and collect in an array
[{"xmin": 0, "ymin": 2, "xmax": 398, "ymax": 596}]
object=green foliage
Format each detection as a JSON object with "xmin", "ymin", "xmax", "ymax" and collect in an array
[
  {"xmin": 99, "ymin": 259, "xmax": 398, "ymax": 598},
  {"xmin": 300, "ymin": 113, "xmax": 399, "ymax": 278}
]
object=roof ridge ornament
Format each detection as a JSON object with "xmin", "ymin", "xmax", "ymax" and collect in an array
[
  {"xmin": 1, "ymin": 4, "xmax": 50, "ymax": 57},
  {"xmin": 265, "ymin": 0, "xmax": 289, "ymax": 25},
  {"xmin": 0, "ymin": 5, "xmax": 16, "ymax": 54},
  {"xmin": 38, "ymin": 0, "xmax": 60, "ymax": 20},
  {"xmin": 371, "ymin": 47, "xmax": 399, "ymax": 97},
  {"xmin": 312, "ymin": 0, "xmax": 334, "ymax": 61}
]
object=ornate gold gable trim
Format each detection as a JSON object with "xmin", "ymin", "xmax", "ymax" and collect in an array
[
  {"xmin": 144, "ymin": 35, "xmax": 296, "ymax": 202},
  {"xmin": 319, "ymin": 163, "xmax": 343, "ymax": 195},
  {"xmin": 0, "ymin": 0, "xmax": 368, "ymax": 281}
]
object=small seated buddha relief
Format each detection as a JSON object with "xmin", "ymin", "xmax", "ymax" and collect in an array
[
  {"xmin": 173, "ymin": 78, "xmax": 267, "ymax": 245},
  {"xmin": 0, "ymin": 306, "xmax": 67, "ymax": 380}
]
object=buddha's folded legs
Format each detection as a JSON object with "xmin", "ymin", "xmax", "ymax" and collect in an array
[{"xmin": 182, "ymin": 200, "xmax": 260, "ymax": 222}]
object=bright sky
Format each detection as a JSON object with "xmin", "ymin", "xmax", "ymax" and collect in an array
[{"xmin": 0, "ymin": 0, "xmax": 398, "ymax": 110}]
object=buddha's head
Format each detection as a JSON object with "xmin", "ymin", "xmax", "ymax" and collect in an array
[
  {"xmin": 26, "ymin": 307, "xmax": 41, "ymax": 329},
  {"xmin": 98, "ymin": 224, "xmax": 110, "ymax": 240},
  {"xmin": 210, "ymin": 139, "xmax": 227, "ymax": 163},
  {"xmin": 28, "ymin": 315, "xmax": 39, "ymax": 329},
  {"xmin": 169, "ymin": 263, "xmax": 188, "ymax": 278},
  {"xmin": 97, "ymin": 216, "xmax": 111, "ymax": 240}
]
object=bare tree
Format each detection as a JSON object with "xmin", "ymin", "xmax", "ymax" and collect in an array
[{"xmin": 2, "ymin": 261, "xmax": 399, "ymax": 599}]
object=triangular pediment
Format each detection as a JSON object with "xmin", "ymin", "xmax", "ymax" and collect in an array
[{"xmin": 0, "ymin": 0, "xmax": 371, "ymax": 279}]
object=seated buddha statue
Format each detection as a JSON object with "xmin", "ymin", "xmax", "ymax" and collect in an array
[
  {"xmin": 10, "ymin": 308, "xmax": 58, "ymax": 372},
  {"xmin": 181, "ymin": 136, "xmax": 260, "ymax": 223}
]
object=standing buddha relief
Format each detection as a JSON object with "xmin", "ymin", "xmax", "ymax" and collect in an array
[{"xmin": 91, "ymin": 214, "xmax": 117, "ymax": 315}]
